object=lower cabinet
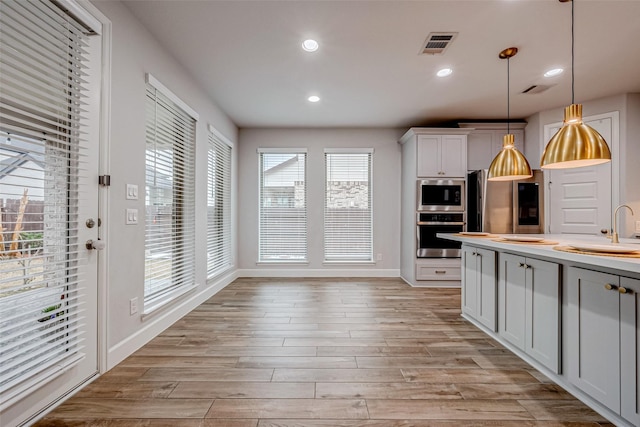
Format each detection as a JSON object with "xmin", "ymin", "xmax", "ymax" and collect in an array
[
  {"xmin": 415, "ymin": 258, "xmax": 461, "ymax": 282},
  {"xmin": 461, "ymin": 245, "xmax": 497, "ymax": 331},
  {"xmin": 498, "ymin": 253, "xmax": 561, "ymax": 373},
  {"xmin": 567, "ymin": 267, "xmax": 640, "ymax": 425}
]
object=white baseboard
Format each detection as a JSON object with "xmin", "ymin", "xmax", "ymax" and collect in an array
[
  {"xmin": 106, "ymin": 269, "xmax": 238, "ymax": 370},
  {"xmin": 400, "ymin": 274, "xmax": 461, "ymax": 288},
  {"xmin": 236, "ymin": 268, "xmax": 400, "ymax": 278}
]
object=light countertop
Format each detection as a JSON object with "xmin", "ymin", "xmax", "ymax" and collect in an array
[{"xmin": 438, "ymin": 233, "xmax": 640, "ymax": 276}]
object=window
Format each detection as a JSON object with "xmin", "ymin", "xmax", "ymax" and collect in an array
[
  {"xmin": 206, "ymin": 126, "xmax": 232, "ymax": 278},
  {"xmin": 258, "ymin": 149, "xmax": 307, "ymax": 261},
  {"xmin": 324, "ymin": 150, "xmax": 373, "ymax": 261},
  {"xmin": 144, "ymin": 75, "xmax": 197, "ymax": 312},
  {"xmin": 0, "ymin": 0, "xmax": 95, "ymax": 404}
]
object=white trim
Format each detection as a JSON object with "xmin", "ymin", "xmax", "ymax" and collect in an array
[
  {"xmin": 107, "ymin": 270, "xmax": 238, "ymax": 369},
  {"xmin": 141, "ymin": 283, "xmax": 199, "ymax": 318},
  {"xmin": 237, "ymin": 268, "xmax": 400, "ymax": 278},
  {"xmin": 324, "ymin": 148, "xmax": 374, "ymax": 154},
  {"xmin": 76, "ymin": 0, "xmax": 112, "ymax": 377},
  {"xmin": 145, "ymin": 73, "xmax": 199, "ymax": 120},
  {"xmin": 257, "ymin": 147, "xmax": 308, "ymax": 154},
  {"xmin": 256, "ymin": 260, "xmax": 309, "ymax": 265},
  {"xmin": 322, "ymin": 261, "xmax": 377, "ymax": 265},
  {"xmin": 207, "ymin": 123, "xmax": 234, "ymax": 148},
  {"xmin": 55, "ymin": 0, "xmax": 102, "ymax": 34}
]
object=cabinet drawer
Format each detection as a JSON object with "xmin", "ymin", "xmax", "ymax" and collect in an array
[{"xmin": 416, "ymin": 265, "xmax": 461, "ymax": 281}]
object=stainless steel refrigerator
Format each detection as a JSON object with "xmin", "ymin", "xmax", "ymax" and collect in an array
[{"xmin": 467, "ymin": 169, "xmax": 545, "ymax": 234}]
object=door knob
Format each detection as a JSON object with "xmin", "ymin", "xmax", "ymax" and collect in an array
[
  {"xmin": 86, "ymin": 239, "xmax": 106, "ymax": 250},
  {"xmin": 619, "ymin": 287, "xmax": 631, "ymax": 295}
]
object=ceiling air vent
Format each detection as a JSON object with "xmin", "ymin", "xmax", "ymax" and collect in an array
[
  {"xmin": 521, "ymin": 84, "xmax": 555, "ymax": 94},
  {"xmin": 420, "ymin": 32, "xmax": 458, "ymax": 55}
]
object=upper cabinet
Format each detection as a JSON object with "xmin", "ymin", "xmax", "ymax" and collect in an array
[
  {"xmin": 459, "ymin": 123, "xmax": 526, "ymax": 171},
  {"xmin": 417, "ymin": 135, "xmax": 467, "ymax": 177},
  {"xmin": 399, "ymin": 128, "xmax": 471, "ymax": 179}
]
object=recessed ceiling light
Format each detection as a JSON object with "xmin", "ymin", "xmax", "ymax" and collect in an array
[
  {"xmin": 544, "ymin": 68, "xmax": 564, "ymax": 77},
  {"xmin": 302, "ymin": 39, "xmax": 319, "ymax": 52},
  {"xmin": 436, "ymin": 68, "xmax": 453, "ymax": 77},
  {"xmin": 307, "ymin": 95, "xmax": 320, "ymax": 103}
]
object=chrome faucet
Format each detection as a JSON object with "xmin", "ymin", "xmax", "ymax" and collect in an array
[{"xmin": 612, "ymin": 204, "xmax": 634, "ymax": 244}]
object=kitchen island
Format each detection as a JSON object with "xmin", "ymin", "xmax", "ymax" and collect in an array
[{"xmin": 438, "ymin": 233, "xmax": 640, "ymax": 427}]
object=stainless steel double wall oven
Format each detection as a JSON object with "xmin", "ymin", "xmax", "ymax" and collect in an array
[{"xmin": 416, "ymin": 179, "xmax": 466, "ymax": 258}]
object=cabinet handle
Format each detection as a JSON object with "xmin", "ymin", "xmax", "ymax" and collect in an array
[
  {"xmin": 519, "ymin": 263, "xmax": 525, "ymax": 268},
  {"xmin": 435, "ymin": 270, "xmax": 446, "ymax": 274},
  {"xmin": 619, "ymin": 287, "xmax": 631, "ymax": 295},
  {"xmin": 604, "ymin": 283, "xmax": 618, "ymax": 291}
]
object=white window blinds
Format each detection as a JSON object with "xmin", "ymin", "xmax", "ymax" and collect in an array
[
  {"xmin": 324, "ymin": 150, "xmax": 373, "ymax": 261},
  {"xmin": 144, "ymin": 77, "xmax": 197, "ymax": 311},
  {"xmin": 258, "ymin": 150, "xmax": 307, "ymax": 262},
  {"xmin": 206, "ymin": 128, "xmax": 232, "ymax": 278},
  {"xmin": 0, "ymin": 0, "xmax": 89, "ymax": 403}
]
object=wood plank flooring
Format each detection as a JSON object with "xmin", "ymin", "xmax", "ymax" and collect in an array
[{"xmin": 35, "ymin": 278, "xmax": 613, "ymax": 426}]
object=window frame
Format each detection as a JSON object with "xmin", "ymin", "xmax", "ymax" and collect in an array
[
  {"xmin": 257, "ymin": 148, "xmax": 308, "ymax": 263},
  {"xmin": 323, "ymin": 148, "xmax": 374, "ymax": 263},
  {"xmin": 143, "ymin": 74, "xmax": 198, "ymax": 315}
]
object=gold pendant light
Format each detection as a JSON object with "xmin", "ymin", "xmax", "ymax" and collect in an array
[
  {"xmin": 488, "ymin": 47, "xmax": 533, "ymax": 181},
  {"xmin": 540, "ymin": 0, "xmax": 611, "ymax": 169}
]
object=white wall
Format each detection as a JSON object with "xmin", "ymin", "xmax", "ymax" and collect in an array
[
  {"xmin": 525, "ymin": 93, "xmax": 640, "ymax": 237},
  {"xmin": 237, "ymin": 128, "xmax": 403, "ymax": 276},
  {"xmin": 92, "ymin": 0, "xmax": 238, "ymax": 369}
]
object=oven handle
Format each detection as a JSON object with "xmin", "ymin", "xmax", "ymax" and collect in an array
[{"xmin": 417, "ymin": 221, "xmax": 466, "ymax": 226}]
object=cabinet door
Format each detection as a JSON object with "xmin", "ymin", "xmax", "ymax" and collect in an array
[
  {"xmin": 467, "ymin": 130, "xmax": 494, "ymax": 170},
  {"xmin": 525, "ymin": 257, "xmax": 560, "ymax": 373},
  {"xmin": 499, "ymin": 253, "xmax": 526, "ymax": 350},
  {"xmin": 620, "ymin": 276, "xmax": 640, "ymax": 425},
  {"xmin": 476, "ymin": 248, "xmax": 497, "ymax": 331},
  {"xmin": 567, "ymin": 267, "xmax": 620, "ymax": 413},
  {"xmin": 461, "ymin": 246, "xmax": 478, "ymax": 319},
  {"xmin": 417, "ymin": 135, "xmax": 441, "ymax": 177},
  {"xmin": 441, "ymin": 135, "xmax": 466, "ymax": 177}
]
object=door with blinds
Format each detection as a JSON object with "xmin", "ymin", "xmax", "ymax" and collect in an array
[{"xmin": 0, "ymin": 1, "xmax": 101, "ymax": 425}]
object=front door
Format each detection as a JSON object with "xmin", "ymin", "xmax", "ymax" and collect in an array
[
  {"xmin": 546, "ymin": 115, "xmax": 614, "ymax": 235},
  {"xmin": 0, "ymin": 1, "xmax": 102, "ymax": 425}
]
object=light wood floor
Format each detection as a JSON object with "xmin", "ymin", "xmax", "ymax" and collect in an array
[{"xmin": 36, "ymin": 278, "xmax": 612, "ymax": 426}]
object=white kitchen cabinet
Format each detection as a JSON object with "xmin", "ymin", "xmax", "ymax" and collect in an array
[
  {"xmin": 459, "ymin": 123, "xmax": 525, "ymax": 171},
  {"xmin": 415, "ymin": 258, "xmax": 461, "ymax": 282},
  {"xmin": 567, "ymin": 267, "xmax": 640, "ymax": 425},
  {"xmin": 498, "ymin": 253, "xmax": 560, "ymax": 373},
  {"xmin": 417, "ymin": 134, "xmax": 467, "ymax": 178},
  {"xmin": 461, "ymin": 245, "xmax": 497, "ymax": 331}
]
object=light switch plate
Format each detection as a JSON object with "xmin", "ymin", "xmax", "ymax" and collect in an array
[
  {"xmin": 635, "ymin": 220, "xmax": 640, "ymax": 233},
  {"xmin": 126, "ymin": 208, "xmax": 138, "ymax": 225},
  {"xmin": 126, "ymin": 184, "xmax": 139, "ymax": 200}
]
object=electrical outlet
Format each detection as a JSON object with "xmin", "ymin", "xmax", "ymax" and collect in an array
[
  {"xmin": 636, "ymin": 220, "xmax": 640, "ymax": 233},
  {"xmin": 376, "ymin": 253, "xmax": 383, "ymax": 261},
  {"xmin": 130, "ymin": 297, "xmax": 138, "ymax": 315}
]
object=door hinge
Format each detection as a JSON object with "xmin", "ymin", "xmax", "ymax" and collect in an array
[{"xmin": 98, "ymin": 175, "xmax": 111, "ymax": 187}]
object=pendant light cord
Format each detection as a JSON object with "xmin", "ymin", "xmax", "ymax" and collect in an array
[
  {"xmin": 507, "ymin": 56, "xmax": 510, "ymax": 135},
  {"xmin": 571, "ymin": 0, "xmax": 575, "ymax": 104}
]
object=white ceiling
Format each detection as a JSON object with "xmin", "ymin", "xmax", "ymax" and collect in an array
[{"xmin": 122, "ymin": 0, "xmax": 640, "ymax": 128}]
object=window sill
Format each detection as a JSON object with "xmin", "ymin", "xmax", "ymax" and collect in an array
[
  {"xmin": 256, "ymin": 260, "xmax": 309, "ymax": 266},
  {"xmin": 142, "ymin": 283, "xmax": 198, "ymax": 320},
  {"xmin": 323, "ymin": 260, "xmax": 376, "ymax": 265}
]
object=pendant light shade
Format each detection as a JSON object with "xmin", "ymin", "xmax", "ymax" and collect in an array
[
  {"xmin": 487, "ymin": 47, "xmax": 532, "ymax": 181},
  {"xmin": 540, "ymin": 0, "xmax": 611, "ymax": 169},
  {"xmin": 488, "ymin": 134, "xmax": 533, "ymax": 181},
  {"xmin": 540, "ymin": 104, "xmax": 611, "ymax": 169}
]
